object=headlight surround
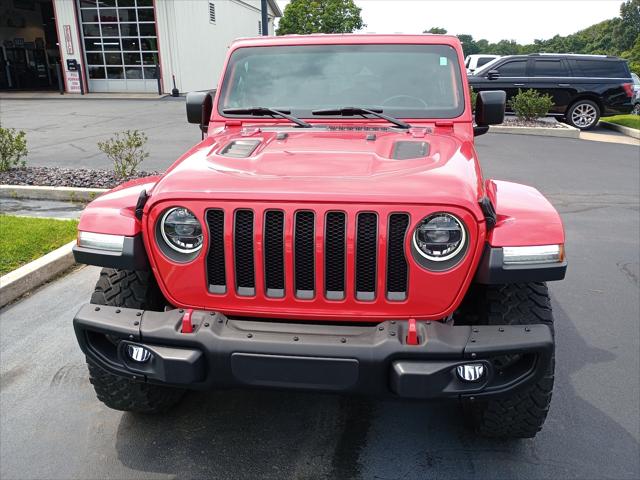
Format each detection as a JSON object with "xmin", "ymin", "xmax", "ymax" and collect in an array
[
  {"xmin": 159, "ymin": 207, "xmax": 203, "ymax": 254},
  {"xmin": 413, "ymin": 213, "xmax": 466, "ymax": 262}
]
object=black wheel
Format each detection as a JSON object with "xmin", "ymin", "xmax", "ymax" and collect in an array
[
  {"xmin": 459, "ymin": 283, "xmax": 555, "ymax": 438},
  {"xmin": 86, "ymin": 268, "xmax": 185, "ymax": 413},
  {"xmin": 566, "ymin": 99, "xmax": 600, "ymax": 130}
]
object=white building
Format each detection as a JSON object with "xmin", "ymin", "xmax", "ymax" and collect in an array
[{"xmin": 0, "ymin": 0, "xmax": 281, "ymax": 94}]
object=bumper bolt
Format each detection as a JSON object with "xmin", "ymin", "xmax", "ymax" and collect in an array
[
  {"xmin": 391, "ymin": 321, "xmax": 396, "ymax": 324},
  {"xmin": 247, "ymin": 333, "xmax": 253, "ymax": 338},
  {"xmin": 94, "ymin": 306, "xmax": 100, "ymax": 311},
  {"xmin": 210, "ymin": 312, "xmax": 215, "ymax": 316},
  {"xmin": 134, "ymin": 321, "xmax": 139, "ymax": 326},
  {"xmin": 115, "ymin": 309, "xmax": 121, "ymax": 314},
  {"xmin": 340, "ymin": 338, "xmax": 346, "ymax": 343},
  {"xmin": 473, "ymin": 328, "xmax": 479, "ymax": 333},
  {"xmin": 471, "ymin": 339, "xmax": 476, "ymax": 343},
  {"xmin": 218, "ymin": 319, "xmax": 223, "ymax": 323},
  {"xmin": 128, "ymin": 334, "xmax": 134, "ymax": 340},
  {"xmin": 293, "ymin": 336, "xmax": 299, "ymax": 341},
  {"xmin": 378, "ymin": 326, "xmax": 384, "ymax": 331},
  {"xmin": 204, "ymin": 323, "xmax": 210, "ymax": 327},
  {"xmin": 525, "ymin": 327, "xmax": 531, "ymax": 332},
  {"xmin": 499, "ymin": 327, "xmax": 504, "ymax": 332},
  {"xmin": 179, "ymin": 309, "xmax": 184, "ymax": 313},
  {"xmin": 471, "ymin": 352, "xmax": 477, "ymax": 359},
  {"xmin": 390, "ymin": 331, "xmax": 396, "ymax": 336},
  {"xmin": 136, "ymin": 312, "xmax": 142, "ymax": 317}
]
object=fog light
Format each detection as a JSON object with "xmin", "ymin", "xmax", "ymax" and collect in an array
[
  {"xmin": 127, "ymin": 344, "xmax": 152, "ymax": 363},
  {"xmin": 456, "ymin": 363, "xmax": 485, "ymax": 382}
]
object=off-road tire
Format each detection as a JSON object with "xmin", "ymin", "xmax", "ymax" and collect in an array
[
  {"xmin": 86, "ymin": 268, "xmax": 185, "ymax": 413},
  {"xmin": 462, "ymin": 282, "xmax": 555, "ymax": 438}
]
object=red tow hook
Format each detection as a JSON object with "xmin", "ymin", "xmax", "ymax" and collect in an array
[
  {"xmin": 406, "ymin": 318, "xmax": 419, "ymax": 345},
  {"xmin": 181, "ymin": 309, "xmax": 194, "ymax": 333}
]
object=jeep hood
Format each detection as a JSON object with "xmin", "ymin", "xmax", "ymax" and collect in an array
[{"xmin": 150, "ymin": 126, "xmax": 484, "ymax": 217}]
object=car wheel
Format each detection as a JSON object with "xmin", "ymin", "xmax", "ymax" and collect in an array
[
  {"xmin": 566, "ymin": 100, "xmax": 600, "ymax": 130},
  {"xmin": 86, "ymin": 268, "xmax": 185, "ymax": 413}
]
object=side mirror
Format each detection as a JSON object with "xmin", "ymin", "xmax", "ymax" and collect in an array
[
  {"xmin": 474, "ymin": 90, "xmax": 506, "ymax": 136},
  {"xmin": 186, "ymin": 89, "xmax": 216, "ymax": 132},
  {"xmin": 487, "ymin": 69, "xmax": 500, "ymax": 80}
]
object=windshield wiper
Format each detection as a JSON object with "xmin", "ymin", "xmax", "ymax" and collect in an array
[
  {"xmin": 312, "ymin": 107, "xmax": 411, "ymax": 129},
  {"xmin": 222, "ymin": 107, "xmax": 312, "ymax": 128}
]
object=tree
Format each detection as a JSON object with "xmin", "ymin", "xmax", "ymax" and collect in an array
[
  {"xmin": 423, "ymin": 27, "xmax": 447, "ymax": 34},
  {"xmin": 276, "ymin": 0, "xmax": 365, "ymax": 35},
  {"xmin": 457, "ymin": 34, "xmax": 479, "ymax": 56}
]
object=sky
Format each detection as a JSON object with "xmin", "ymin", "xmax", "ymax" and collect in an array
[{"xmin": 274, "ymin": 0, "xmax": 624, "ymax": 44}]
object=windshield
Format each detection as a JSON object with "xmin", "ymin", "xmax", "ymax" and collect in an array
[{"xmin": 219, "ymin": 44, "xmax": 465, "ymax": 119}]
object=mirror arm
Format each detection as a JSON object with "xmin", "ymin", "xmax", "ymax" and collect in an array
[{"xmin": 474, "ymin": 126, "xmax": 490, "ymax": 137}]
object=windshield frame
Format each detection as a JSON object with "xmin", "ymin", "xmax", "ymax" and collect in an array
[{"xmin": 216, "ymin": 43, "xmax": 467, "ymax": 121}]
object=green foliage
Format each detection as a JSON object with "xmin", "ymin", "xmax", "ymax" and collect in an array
[
  {"xmin": 423, "ymin": 27, "xmax": 447, "ymax": 34},
  {"xmin": 0, "ymin": 125, "xmax": 28, "ymax": 172},
  {"xmin": 97, "ymin": 130, "xmax": 149, "ymax": 179},
  {"xmin": 0, "ymin": 215, "xmax": 78, "ymax": 275},
  {"xmin": 455, "ymin": 0, "xmax": 639, "ymax": 74},
  {"xmin": 508, "ymin": 89, "xmax": 554, "ymax": 120},
  {"xmin": 277, "ymin": 0, "xmax": 365, "ymax": 35},
  {"xmin": 469, "ymin": 86, "xmax": 477, "ymax": 112}
]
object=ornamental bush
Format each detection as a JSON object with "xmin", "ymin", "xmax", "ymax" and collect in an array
[
  {"xmin": 98, "ymin": 130, "xmax": 149, "ymax": 179},
  {"xmin": 508, "ymin": 89, "xmax": 554, "ymax": 121},
  {"xmin": 0, "ymin": 125, "xmax": 28, "ymax": 172}
]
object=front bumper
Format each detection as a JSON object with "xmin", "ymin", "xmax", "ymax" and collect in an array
[{"xmin": 74, "ymin": 304, "xmax": 553, "ymax": 400}]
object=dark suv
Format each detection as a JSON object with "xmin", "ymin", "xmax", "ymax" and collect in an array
[{"xmin": 468, "ymin": 54, "xmax": 635, "ymax": 129}]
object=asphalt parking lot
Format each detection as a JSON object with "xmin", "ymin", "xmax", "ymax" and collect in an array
[{"xmin": 1, "ymin": 131, "xmax": 639, "ymax": 479}]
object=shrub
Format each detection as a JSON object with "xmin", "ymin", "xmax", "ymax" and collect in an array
[
  {"xmin": 508, "ymin": 89, "xmax": 554, "ymax": 121},
  {"xmin": 98, "ymin": 130, "xmax": 149, "ymax": 179},
  {"xmin": 469, "ymin": 86, "xmax": 478, "ymax": 112},
  {"xmin": 0, "ymin": 125, "xmax": 28, "ymax": 172}
]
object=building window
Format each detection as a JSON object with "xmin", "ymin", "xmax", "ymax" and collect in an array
[
  {"xmin": 209, "ymin": 2, "xmax": 216, "ymax": 24},
  {"xmin": 78, "ymin": 0, "xmax": 158, "ymax": 81}
]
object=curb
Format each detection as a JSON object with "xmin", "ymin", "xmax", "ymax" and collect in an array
[
  {"xmin": 0, "ymin": 93, "xmax": 171, "ymax": 101},
  {"xmin": 489, "ymin": 124, "xmax": 580, "ymax": 138},
  {"xmin": 599, "ymin": 121, "xmax": 640, "ymax": 140},
  {"xmin": 0, "ymin": 240, "xmax": 76, "ymax": 308},
  {"xmin": 0, "ymin": 185, "xmax": 108, "ymax": 202}
]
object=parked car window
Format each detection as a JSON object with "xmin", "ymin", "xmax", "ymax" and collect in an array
[
  {"xmin": 477, "ymin": 57, "xmax": 496, "ymax": 68},
  {"xmin": 220, "ymin": 44, "xmax": 466, "ymax": 119},
  {"xmin": 496, "ymin": 60, "xmax": 527, "ymax": 76},
  {"xmin": 574, "ymin": 60, "xmax": 628, "ymax": 78},
  {"xmin": 532, "ymin": 59, "xmax": 568, "ymax": 77}
]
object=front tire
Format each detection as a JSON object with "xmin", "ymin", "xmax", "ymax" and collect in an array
[
  {"xmin": 87, "ymin": 268, "xmax": 185, "ymax": 413},
  {"xmin": 566, "ymin": 99, "xmax": 600, "ymax": 130},
  {"xmin": 461, "ymin": 283, "xmax": 555, "ymax": 438}
]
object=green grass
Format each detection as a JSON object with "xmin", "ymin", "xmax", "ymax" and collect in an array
[
  {"xmin": 601, "ymin": 114, "xmax": 640, "ymax": 130},
  {"xmin": 0, "ymin": 215, "xmax": 78, "ymax": 276}
]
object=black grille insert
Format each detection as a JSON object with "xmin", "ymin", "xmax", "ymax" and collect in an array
[
  {"xmin": 206, "ymin": 209, "xmax": 226, "ymax": 294},
  {"xmin": 324, "ymin": 212, "xmax": 346, "ymax": 300},
  {"xmin": 355, "ymin": 213, "xmax": 378, "ymax": 300},
  {"xmin": 234, "ymin": 209, "xmax": 255, "ymax": 296},
  {"xmin": 294, "ymin": 211, "xmax": 315, "ymax": 298},
  {"xmin": 386, "ymin": 214, "xmax": 410, "ymax": 300},
  {"xmin": 264, "ymin": 210, "xmax": 285, "ymax": 297}
]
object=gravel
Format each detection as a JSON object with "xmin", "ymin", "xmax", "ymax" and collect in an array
[
  {"xmin": 0, "ymin": 167, "xmax": 162, "ymax": 189},
  {"xmin": 503, "ymin": 117, "xmax": 569, "ymax": 128}
]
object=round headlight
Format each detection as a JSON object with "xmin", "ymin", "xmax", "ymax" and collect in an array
[
  {"xmin": 413, "ymin": 213, "xmax": 466, "ymax": 262},
  {"xmin": 160, "ymin": 207, "xmax": 203, "ymax": 253}
]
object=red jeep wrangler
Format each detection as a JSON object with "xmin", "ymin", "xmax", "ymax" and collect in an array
[{"xmin": 73, "ymin": 34, "xmax": 566, "ymax": 438}]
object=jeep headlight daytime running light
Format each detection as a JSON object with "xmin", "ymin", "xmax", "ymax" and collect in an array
[
  {"xmin": 78, "ymin": 231, "xmax": 125, "ymax": 252},
  {"xmin": 413, "ymin": 213, "xmax": 466, "ymax": 262},
  {"xmin": 503, "ymin": 245, "xmax": 564, "ymax": 265},
  {"xmin": 160, "ymin": 207, "xmax": 204, "ymax": 253}
]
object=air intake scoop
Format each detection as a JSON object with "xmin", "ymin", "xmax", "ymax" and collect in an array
[
  {"xmin": 220, "ymin": 139, "xmax": 261, "ymax": 158},
  {"xmin": 391, "ymin": 141, "xmax": 430, "ymax": 160}
]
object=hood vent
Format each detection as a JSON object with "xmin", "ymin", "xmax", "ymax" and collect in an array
[
  {"xmin": 391, "ymin": 141, "xmax": 430, "ymax": 160},
  {"xmin": 220, "ymin": 139, "xmax": 261, "ymax": 158},
  {"xmin": 326, "ymin": 126, "xmax": 392, "ymax": 132}
]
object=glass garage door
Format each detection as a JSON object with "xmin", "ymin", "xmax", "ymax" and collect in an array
[{"xmin": 78, "ymin": 0, "xmax": 159, "ymax": 93}]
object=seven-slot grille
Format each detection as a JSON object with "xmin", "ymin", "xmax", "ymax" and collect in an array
[{"xmin": 205, "ymin": 209, "xmax": 410, "ymax": 301}]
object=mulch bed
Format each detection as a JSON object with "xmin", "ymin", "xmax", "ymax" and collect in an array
[{"xmin": 0, "ymin": 167, "xmax": 162, "ymax": 189}]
